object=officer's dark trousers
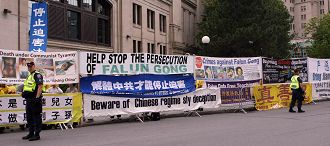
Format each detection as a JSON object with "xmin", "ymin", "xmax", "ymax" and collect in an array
[
  {"xmin": 26, "ymin": 98, "xmax": 42, "ymax": 136},
  {"xmin": 290, "ymin": 89, "xmax": 303, "ymax": 110}
]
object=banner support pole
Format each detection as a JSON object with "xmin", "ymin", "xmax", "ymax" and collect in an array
[
  {"xmin": 135, "ymin": 115, "xmax": 144, "ymax": 123},
  {"xmin": 185, "ymin": 110, "xmax": 202, "ymax": 117}
]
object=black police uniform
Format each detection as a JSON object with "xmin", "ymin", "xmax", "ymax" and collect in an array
[
  {"xmin": 22, "ymin": 70, "xmax": 43, "ymax": 140},
  {"xmin": 289, "ymin": 77, "xmax": 305, "ymax": 112}
]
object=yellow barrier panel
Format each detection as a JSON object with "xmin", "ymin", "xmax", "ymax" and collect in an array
[{"xmin": 253, "ymin": 83, "xmax": 312, "ymax": 110}]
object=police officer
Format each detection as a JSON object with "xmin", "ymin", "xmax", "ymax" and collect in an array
[
  {"xmin": 22, "ymin": 62, "xmax": 43, "ymax": 141},
  {"xmin": 289, "ymin": 69, "xmax": 305, "ymax": 113}
]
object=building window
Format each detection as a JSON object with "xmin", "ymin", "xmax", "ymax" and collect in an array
[
  {"xmin": 133, "ymin": 3, "xmax": 141, "ymax": 25},
  {"xmin": 320, "ymin": 0, "xmax": 325, "ymax": 5},
  {"xmin": 48, "ymin": 0, "xmax": 112, "ymax": 46},
  {"xmin": 67, "ymin": 10, "xmax": 81, "ymax": 40},
  {"xmin": 147, "ymin": 9, "xmax": 155, "ymax": 29},
  {"xmin": 133, "ymin": 40, "xmax": 136, "ymax": 53},
  {"xmin": 301, "ymin": 0, "xmax": 306, "ymax": 2},
  {"xmin": 133, "ymin": 40, "xmax": 142, "ymax": 53},
  {"xmin": 82, "ymin": 0, "xmax": 94, "ymax": 11},
  {"xmin": 301, "ymin": 6, "xmax": 306, "ymax": 12},
  {"xmin": 147, "ymin": 43, "xmax": 155, "ymax": 53},
  {"xmin": 301, "ymin": 23, "xmax": 306, "ymax": 29},
  {"xmin": 160, "ymin": 45, "xmax": 166, "ymax": 55},
  {"xmin": 292, "ymin": 24, "xmax": 295, "ymax": 31},
  {"xmin": 68, "ymin": 0, "xmax": 79, "ymax": 7},
  {"xmin": 98, "ymin": 18, "xmax": 109, "ymax": 44},
  {"xmin": 159, "ymin": 14, "xmax": 166, "ymax": 33},
  {"xmin": 301, "ymin": 14, "xmax": 306, "ymax": 20},
  {"xmin": 52, "ymin": 0, "xmax": 65, "ymax": 2},
  {"xmin": 290, "ymin": 7, "xmax": 294, "ymax": 12},
  {"xmin": 320, "ymin": 9, "xmax": 325, "ymax": 14}
]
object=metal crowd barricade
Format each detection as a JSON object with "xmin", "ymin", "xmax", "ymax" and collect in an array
[
  {"xmin": 230, "ymin": 86, "xmax": 254, "ymax": 114},
  {"xmin": 57, "ymin": 123, "xmax": 74, "ymax": 130},
  {"xmin": 236, "ymin": 86, "xmax": 249, "ymax": 114},
  {"xmin": 185, "ymin": 110, "xmax": 202, "ymax": 117}
]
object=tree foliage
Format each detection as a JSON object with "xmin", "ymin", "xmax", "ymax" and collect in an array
[
  {"xmin": 196, "ymin": 0, "xmax": 292, "ymax": 58},
  {"xmin": 306, "ymin": 14, "xmax": 330, "ymax": 58}
]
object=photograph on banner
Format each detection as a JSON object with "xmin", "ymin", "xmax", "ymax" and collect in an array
[
  {"xmin": 55, "ymin": 60, "xmax": 76, "ymax": 75},
  {"xmin": 194, "ymin": 56, "xmax": 262, "ymax": 81},
  {"xmin": 312, "ymin": 81, "xmax": 330, "ymax": 100},
  {"xmin": 253, "ymin": 83, "xmax": 312, "ymax": 111},
  {"xmin": 79, "ymin": 52, "xmax": 194, "ymax": 75},
  {"xmin": 35, "ymin": 58, "xmax": 54, "ymax": 78},
  {"xmin": 83, "ymin": 88, "xmax": 221, "ymax": 118},
  {"xmin": 80, "ymin": 74, "xmax": 196, "ymax": 97},
  {"xmin": 18, "ymin": 58, "xmax": 34, "ymax": 79},
  {"xmin": 262, "ymin": 58, "xmax": 308, "ymax": 84},
  {"xmin": 206, "ymin": 79, "xmax": 261, "ymax": 105},
  {"xmin": 308, "ymin": 58, "xmax": 330, "ymax": 82},
  {"xmin": 1, "ymin": 57, "xmax": 17, "ymax": 78},
  {"xmin": 0, "ymin": 93, "xmax": 82, "ymax": 125},
  {"xmin": 0, "ymin": 49, "xmax": 79, "ymax": 84}
]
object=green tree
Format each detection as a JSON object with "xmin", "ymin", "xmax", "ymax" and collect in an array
[
  {"xmin": 196, "ymin": 0, "xmax": 292, "ymax": 58},
  {"xmin": 305, "ymin": 14, "xmax": 330, "ymax": 58}
]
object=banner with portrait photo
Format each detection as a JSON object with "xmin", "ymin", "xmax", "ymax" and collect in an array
[
  {"xmin": 253, "ymin": 83, "xmax": 312, "ymax": 111},
  {"xmin": 194, "ymin": 56, "xmax": 262, "ymax": 82},
  {"xmin": 262, "ymin": 58, "xmax": 308, "ymax": 84},
  {"xmin": 79, "ymin": 52, "xmax": 194, "ymax": 75},
  {"xmin": 80, "ymin": 74, "xmax": 196, "ymax": 98},
  {"xmin": 0, "ymin": 49, "xmax": 79, "ymax": 84},
  {"xmin": 0, "ymin": 93, "xmax": 82, "ymax": 125},
  {"xmin": 308, "ymin": 58, "xmax": 330, "ymax": 82},
  {"xmin": 83, "ymin": 88, "xmax": 221, "ymax": 118}
]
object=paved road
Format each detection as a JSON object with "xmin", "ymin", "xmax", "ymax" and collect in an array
[{"xmin": 1, "ymin": 101, "xmax": 330, "ymax": 146}]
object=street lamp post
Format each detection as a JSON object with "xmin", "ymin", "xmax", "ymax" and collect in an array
[{"xmin": 202, "ymin": 36, "xmax": 210, "ymax": 56}]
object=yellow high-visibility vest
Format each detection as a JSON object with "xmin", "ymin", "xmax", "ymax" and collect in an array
[
  {"xmin": 23, "ymin": 71, "xmax": 45, "ymax": 92},
  {"xmin": 290, "ymin": 75, "xmax": 300, "ymax": 89}
]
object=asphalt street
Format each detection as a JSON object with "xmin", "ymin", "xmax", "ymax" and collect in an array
[{"xmin": 1, "ymin": 101, "xmax": 330, "ymax": 146}]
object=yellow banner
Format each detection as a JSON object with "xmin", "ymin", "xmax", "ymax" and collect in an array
[
  {"xmin": 0, "ymin": 93, "xmax": 82, "ymax": 126},
  {"xmin": 253, "ymin": 83, "xmax": 312, "ymax": 110},
  {"xmin": 44, "ymin": 93, "xmax": 83, "ymax": 124}
]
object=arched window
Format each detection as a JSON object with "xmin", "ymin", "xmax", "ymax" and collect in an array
[{"xmin": 48, "ymin": 0, "xmax": 111, "ymax": 46}]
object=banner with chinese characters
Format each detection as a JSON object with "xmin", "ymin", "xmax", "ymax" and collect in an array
[
  {"xmin": 253, "ymin": 83, "xmax": 312, "ymax": 111},
  {"xmin": 79, "ymin": 52, "xmax": 194, "ymax": 75},
  {"xmin": 0, "ymin": 49, "xmax": 78, "ymax": 84},
  {"xmin": 206, "ymin": 79, "xmax": 261, "ymax": 105},
  {"xmin": 83, "ymin": 88, "xmax": 221, "ymax": 118},
  {"xmin": 0, "ymin": 93, "xmax": 82, "ymax": 125},
  {"xmin": 194, "ymin": 56, "xmax": 262, "ymax": 81},
  {"xmin": 262, "ymin": 58, "xmax": 308, "ymax": 84},
  {"xmin": 312, "ymin": 81, "xmax": 330, "ymax": 100},
  {"xmin": 80, "ymin": 74, "xmax": 196, "ymax": 97},
  {"xmin": 29, "ymin": 2, "xmax": 48, "ymax": 52},
  {"xmin": 308, "ymin": 58, "xmax": 330, "ymax": 82}
]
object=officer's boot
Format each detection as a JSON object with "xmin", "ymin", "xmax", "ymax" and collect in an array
[
  {"xmin": 22, "ymin": 132, "xmax": 33, "ymax": 140},
  {"xmin": 289, "ymin": 108, "xmax": 296, "ymax": 113},
  {"xmin": 29, "ymin": 133, "xmax": 40, "ymax": 141}
]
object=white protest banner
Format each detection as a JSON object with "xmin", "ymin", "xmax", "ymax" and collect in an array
[
  {"xmin": 0, "ymin": 49, "xmax": 79, "ymax": 84},
  {"xmin": 308, "ymin": 58, "xmax": 330, "ymax": 82},
  {"xmin": 312, "ymin": 81, "xmax": 330, "ymax": 100},
  {"xmin": 0, "ymin": 93, "xmax": 82, "ymax": 125},
  {"xmin": 83, "ymin": 88, "xmax": 221, "ymax": 118},
  {"xmin": 194, "ymin": 56, "xmax": 262, "ymax": 81},
  {"xmin": 79, "ymin": 52, "xmax": 194, "ymax": 75}
]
